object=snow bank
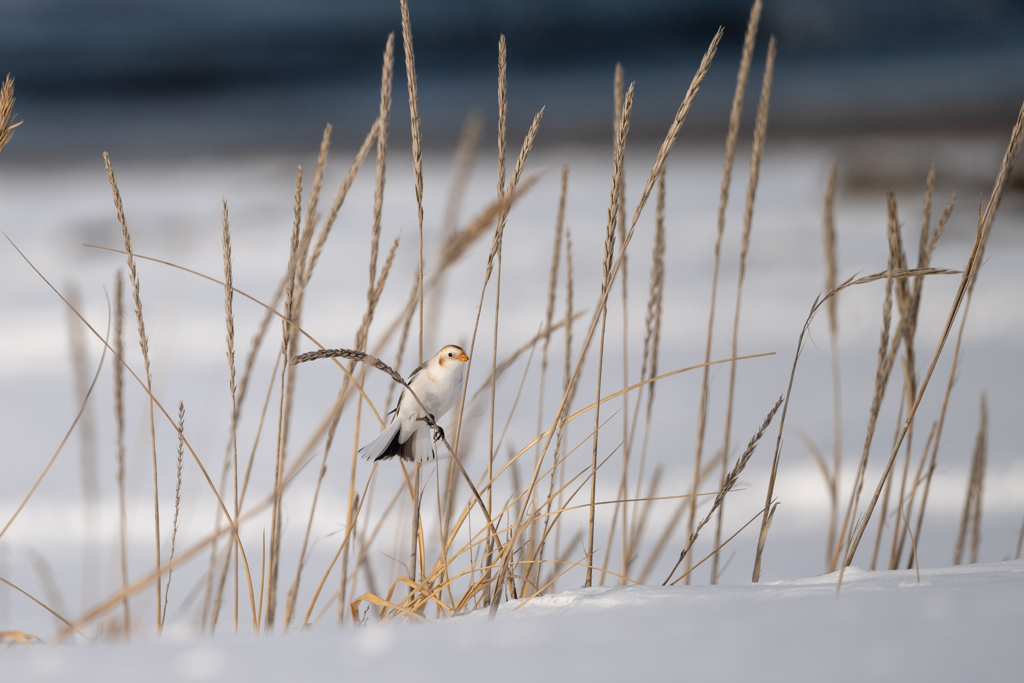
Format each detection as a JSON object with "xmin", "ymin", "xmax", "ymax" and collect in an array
[{"xmin": 6, "ymin": 560, "xmax": 1022, "ymax": 682}]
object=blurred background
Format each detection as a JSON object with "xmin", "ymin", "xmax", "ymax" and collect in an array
[
  {"xmin": 2, "ymin": 0, "xmax": 1024, "ymax": 157},
  {"xmin": 1, "ymin": 0, "xmax": 1023, "ymax": 636}
]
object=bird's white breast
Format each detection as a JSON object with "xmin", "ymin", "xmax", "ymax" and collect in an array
[{"xmin": 395, "ymin": 362, "xmax": 464, "ymax": 442}]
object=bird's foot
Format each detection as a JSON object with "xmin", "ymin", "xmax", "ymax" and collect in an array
[{"xmin": 419, "ymin": 414, "xmax": 444, "ymax": 442}]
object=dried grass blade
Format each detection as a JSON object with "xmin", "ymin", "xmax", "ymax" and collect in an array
[
  {"xmin": 161, "ymin": 401, "xmax": 186, "ymax": 626},
  {"xmin": 666, "ymin": 396, "xmax": 782, "ymax": 585},
  {"xmin": 0, "ymin": 73, "xmax": 20, "ymax": 158},
  {"xmin": 711, "ymin": 32, "xmax": 774, "ymax": 583},
  {"xmin": 113, "ymin": 271, "xmax": 130, "ymax": 637},
  {"xmin": 102, "ymin": 152, "xmax": 164, "ymax": 631},
  {"xmin": 586, "ymin": 80, "xmax": 634, "ymax": 588}
]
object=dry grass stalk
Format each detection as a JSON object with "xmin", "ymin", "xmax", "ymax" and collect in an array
[
  {"xmin": 625, "ymin": 466, "xmax": 662, "ymax": 573},
  {"xmin": 712, "ymin": 33, "xmax": 774, "ymax": 583},
  {"xmin": 586, "ymin": 80, "xmax": 634, "ymax": 588},
  {"xmin": 881, "ymin": 191, "xmax": 925, "ymax": 570},
  {"xmin": 898, "ymin": 419, "xmax": 937, "ymax": 570},
  {"xmin": 0, "ymin": 73, "xmax": 20, "ymax": 159},
  {"xmin": 210, "ymin": 318, "xmax": 287, "ymax": 627},
  {"xmin": 871, "ymin": 381, "xmax": 907, "ymax": 569},
  {"xmin": 65, "ymin": 284, "xmax": 100, "ymax": 608},
  {"xmin": 161, "ymin": 401, "xmax": 186, "ymax": 626},
  {"xmin": 490, "ymin": 29, "xmax": 723, "ymax": 614},
  {"xmin": 433, "ymin": 117, "xmax": 486, "ymax": 528},
  {"xmin": 666, "ymin": 396, "xmax": 782, "ymax": 584},
  {"xmin": 103, "ymin": 151, "xmax": 164, "ymax": 632},
  {"xmin": 425, "ymin": 112, "xmax": 482, "ymax": 350},
  {"xmin": 886, "ymin": 169, "xmax": 941, "ymax": 569},
  {"xmin": 953, "ymin": 394, "xmax": 987, "ymax": 565},
  {"xmin": 598, "ymin": 70, "xmax": 626, "ymax": 589},
  {"xmin": 907, "ymin": 180, "xmax": 982, "ymax": 564},
  {"xmin": 671, "ymin": 505, "xmax": 770, "ymax": 586},
  {"xmin": 530, "ymin": 166, "xmax": 570, "ymax": 593},
  {"xmin": 334, "ymin": 236, "xmax": 400, "ymax": 606},
  {"xmin": 451, "ymin": 101, "xmax": 546, "ymax": 603},
  {"xmin": 627, "ymin": 168, "xmax": 666, "ymax": 578},
  {"xmin": 905, "ymin": 190, "xmax": 967, "ymax": 562},
  {"xmin": 0, "ymin": 576, "xmax": 81, "ymax": 638},
  {"xmin": 900, "ymin": 501, "xmax": 921, "ymax": 583},
  {"xmin": 265, "ymin": 166, "xmax": 303, "ymax": 630},
  {"xmin": 831, "ymin": 190, "xmax": 902, "ymax": 573},
  {"xmin": 304, "ymin": 118, "xmax": 379, "ymax": 289},
  {"xmin": 969, "ymin": 397, "xmax": 987, "ymax": 567},
  {"xmin": 1016, "ymin": 509, "xmax": 1024, "ymax": 560},
  {"xmin": 469, "ymin": 314, "xmax": 583, "ymax": 406},
  {"xmin": 25, "ymin": 548, "xmax": 69, "ymax": 632},
  {"xmin": 820, "ymin": 161, "xmax": 841, "ymax": 570},
  {"xmin": 293, "ymin": 124, "xmax": 332, "ymax": 303},
  {"xmin": 285, "ymin": 403, "xmax": 347, "ymax": 622},
  {"xmin": 400, "ymin": 0, "xmax": 426, "ymax": 364},
  {"xmin": 839, "ymin": 100, "xmax": 1024, "ymax": 580},
  {"xmin": 536, "ymin": 166, "xmax": 568, "ymax": 470},
  {"xmin": 484, "ymin": 33, "xmax": 510, "ymax": 603},
  {"xmin": 282, "ymin": 125, "xmax": 331, "ymax": 448},
  {"xmin": 370, "ymin": 33, "xmax": 394, "ymax": 295},
  {"xmin": 497, "ymin": 34, "xmax": 508, "ymax": 196},
  {"xmin": 208, "ymin": 314, "xmax": 282, "ymax": 629},
  {"xmin": 442, "ymin": 113, "xmax": 483, "ymax": 238},
  {"xmin": 234, "ymin": 276, "xmax": 287, "ymax": 424},
  {"xmin": 297, "ymin": 460, "xmax": 390, "ymax": 626},
  {"xmin": 113, "ymin": 271, "xmax": 130, "ymax": 637},
  {"xmin": 609, "ymin": 63, "xmax": 632, "ymax": 587},
  {"xmin": 221, "ymin": 199, "xmax": 240, "ymax": 631},
  {"xmin": 435, "ymin": 175, "xmax": 539, "ymax": 281},
  {"xmin": 341, "ymin": 402, "xmax": 367, "ymax": 621},
  {"xmin": 689, "ymin": 2, "xmax": 761, "ymax": 585},
  {"xmin": 547, "ymin": 225, "xmax": 575, "ymax": 593}
]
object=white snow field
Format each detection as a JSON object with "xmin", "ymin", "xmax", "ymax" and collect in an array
[{"xmin": 4, "ymin": 560, "xmax": 1023, "ymax": 682}]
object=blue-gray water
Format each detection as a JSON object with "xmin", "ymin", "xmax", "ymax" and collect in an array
[{"xmin": 3, "ymin": 0, "xmax": 1024, "ymax": 157}]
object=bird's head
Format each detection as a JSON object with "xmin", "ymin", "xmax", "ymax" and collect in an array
[{"xmin": 434, "ymin": 344, "xmax": 469, "ymax": 371}]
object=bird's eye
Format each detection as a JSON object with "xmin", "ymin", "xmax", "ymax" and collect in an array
[{"xmin": 448, "ymin": 352, "xmax": 453, "ymax": 357}]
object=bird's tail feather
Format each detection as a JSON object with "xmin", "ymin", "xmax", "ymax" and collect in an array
[
  {"xmin": 403, "ymin": 426, "xmax": 436, "ymax": 463},
  {"xmin": 358, "ymin": 421, "xmax": 402, "ymax": 462}
]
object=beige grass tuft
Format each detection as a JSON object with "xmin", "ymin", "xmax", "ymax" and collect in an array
[{"xmin": 0, "ymin": 73, "xmax": 20, "ymax": 159}]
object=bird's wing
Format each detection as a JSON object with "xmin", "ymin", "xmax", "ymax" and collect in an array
[{"xmin": 393, "ymin": 358, "xmax": 430, "ymax": 415}]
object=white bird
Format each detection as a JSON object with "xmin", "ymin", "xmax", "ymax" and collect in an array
[{"xmin": 358, "ymin": 344, "xmax": 469, "ymax": 463}]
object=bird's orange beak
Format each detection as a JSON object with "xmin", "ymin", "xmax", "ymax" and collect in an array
[{"xmin": 459, "ymin": 352, "xmax": 469, "ymax": 361}]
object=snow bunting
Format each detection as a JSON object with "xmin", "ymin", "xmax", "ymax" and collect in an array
[{"xmin": 358, "ymin": 345, "xmax": 469, "ymax": 463}]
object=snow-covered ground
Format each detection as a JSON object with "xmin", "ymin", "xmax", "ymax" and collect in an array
[{"xmin": 5, "ymin": 560, "xmax": 1023, "ymax": 681}]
